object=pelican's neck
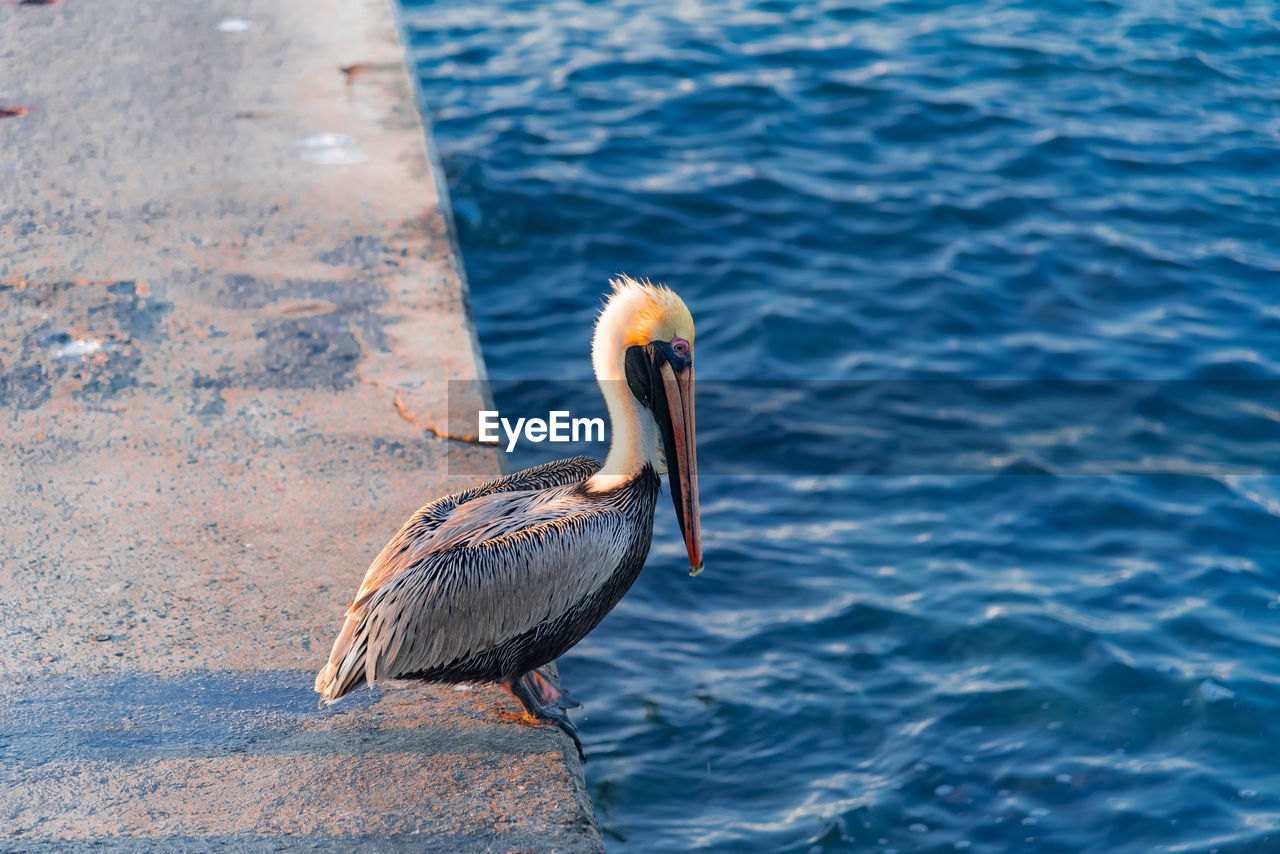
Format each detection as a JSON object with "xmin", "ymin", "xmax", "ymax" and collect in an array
[
  {"xmin": 590, "ymin": 367, "xmax": 659, "ymax": 489},
  {"xmin": 586, "ymin": 291, "xmax": 661, "ymax": 491}
]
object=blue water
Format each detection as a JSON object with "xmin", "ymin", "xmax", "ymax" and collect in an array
[{"xmin": 399, "ymin": 0, "xmax": 1280, "ymax": 850}]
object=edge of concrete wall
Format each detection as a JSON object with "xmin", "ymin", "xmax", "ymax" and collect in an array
[
  {"xmin": 379, "ymin": 0, "xmax": 603, "ymax": 842},
  {"xmin": 388, "ymin": 0, "xmax": 494, "ymax": 391}
]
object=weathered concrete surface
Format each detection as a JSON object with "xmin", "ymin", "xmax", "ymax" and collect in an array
[{"xmin": 0, "ymin": 0, "xmax": 602, "ymax": 850}]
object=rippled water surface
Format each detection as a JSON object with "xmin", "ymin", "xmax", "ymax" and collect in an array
[{"xmin": 398, "ymin": 0, "xmax": 1280, "ymax": 850}]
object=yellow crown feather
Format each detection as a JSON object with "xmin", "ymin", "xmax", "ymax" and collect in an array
[{"xmin": 608, "ymin": 274, "xmax": 695, "ymax": 348}]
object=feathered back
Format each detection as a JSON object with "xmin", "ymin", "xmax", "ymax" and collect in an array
[{"xmin": 314, "ymin": 456, "xmax": 602, "ymax": 704}]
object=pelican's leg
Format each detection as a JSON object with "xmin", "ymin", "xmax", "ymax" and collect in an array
[
  {"xmin": 507, "ymin": 674, "xmax": 586, "ymax": 761},
  {"xmin": 525, "ymin": 667, "xmax": 581, "ymax": 710}
]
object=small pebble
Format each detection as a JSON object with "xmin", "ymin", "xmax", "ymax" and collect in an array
[
  {"xmin": 297, "ymin": 133, "xmax": 356, "ymax": 148},
  {"xmin": 55, "ymin": 338, "xmax": 105, "ymax": 359},
  {"xmin": 216, "ymin": 18, "xmax": 253, "ymax": 32},
  {"xmin": 302, "ymin": 147, "xmax": 368, "ymax": 165},
  {"xmin": 935, "ymin": 784, "xmax": 955, "ymax": 797}
]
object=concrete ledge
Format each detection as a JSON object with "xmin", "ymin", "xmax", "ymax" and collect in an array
[{"xmin": 0, "ymin": 0, "xmax": 602, "ymax": 850}]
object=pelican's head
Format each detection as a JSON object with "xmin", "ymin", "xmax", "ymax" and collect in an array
[{"xmin": 592, "ymin": 275, "xmax": 703, "ymax": 576}]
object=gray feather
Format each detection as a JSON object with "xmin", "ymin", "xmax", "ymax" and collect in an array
[{"xmin": 315, "ymin": 456, "xmax": 624, "ymax": 703}]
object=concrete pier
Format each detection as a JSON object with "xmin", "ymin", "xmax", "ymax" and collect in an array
[{"xmin": 0, "ymin": 0, "xmax": 602, "ymax": 850}]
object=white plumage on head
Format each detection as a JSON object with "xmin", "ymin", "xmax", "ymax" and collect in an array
[{"xmin": 589, "ymin": 275, "xmax": 695, "ymax": 483}]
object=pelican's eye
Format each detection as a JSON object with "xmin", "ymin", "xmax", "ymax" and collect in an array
[{"xmin": 672, "ymin": 337, "xmax": 690, "ymax": 358}]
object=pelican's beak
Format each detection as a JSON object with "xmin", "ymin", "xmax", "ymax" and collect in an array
[{"xmin": 656, "ymin": 359, "xmax": 703, "ymax": 576}]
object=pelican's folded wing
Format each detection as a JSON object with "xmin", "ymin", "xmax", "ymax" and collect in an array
[
  {"xmin": 349, "ymin": 455, "xmax": 602, "ymax": 608},
  {"xmin": 314, "ymin": 455, "xmax": 602, "ymax": 700},
  {"xmin": 319, "ymin": 498, "xmax": 628, "ymax": 703}
]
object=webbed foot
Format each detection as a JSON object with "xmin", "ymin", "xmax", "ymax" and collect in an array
[
  {"xmin": 507, "ymin": 673, "xmax": 586, "ymax": 762},
  {"xmin": 525, "ymin": 666, "xmax": 581, "ymax": 710}
]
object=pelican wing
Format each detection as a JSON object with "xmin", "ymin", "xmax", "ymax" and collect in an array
[
  {"xmin": 346, "ymin": 456, "xmax": 601, "ymax": 610},
  {"xmin": 363, "ymin": 499, "xmax": 628, "ymax": 680},
  {"xmin": 315, "ymin": 456, "xmax": 604, "ymax": 701}
]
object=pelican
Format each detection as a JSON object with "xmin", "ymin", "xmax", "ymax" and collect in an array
[{"xmin": 315, "ymin": 276, "xmax": 702, "ymax": 758}]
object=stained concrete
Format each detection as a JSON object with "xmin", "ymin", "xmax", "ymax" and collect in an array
[{"xmin": 0, "ymin": 0, "xmax": 602, "ymax": 850}]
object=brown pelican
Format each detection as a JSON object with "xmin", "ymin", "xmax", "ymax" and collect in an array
[{"xmin": 315, "ymin": 276, "xmax": 702, "ymax": 758}]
